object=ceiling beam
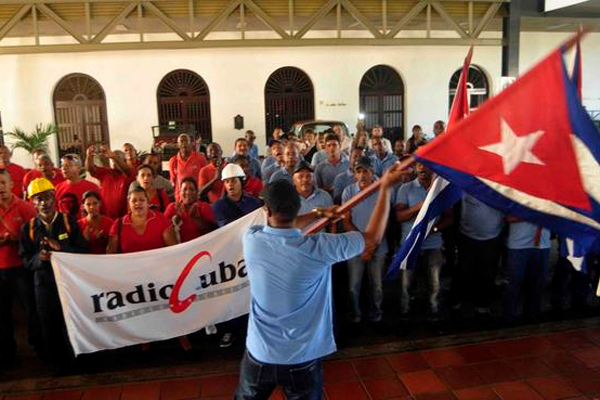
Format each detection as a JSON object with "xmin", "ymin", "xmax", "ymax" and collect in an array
[
  {"xmin": 195, "ymin": 0, "xmax": 241, "ymax": 40},
  {"xmin": 143, "ymin": 1, "xmax": 190, "ymax": 41},
  {"xmin": 387, "ymin": 0, "xmax": 428, "ymax": 38},
  {"xmin": 0, "ymin": 0, "xmax": 510, "ymax": 3},
  {"xmin": 472, "ymin": 1, "xmax": 503, "ymax": 37},
  {"xmin": 243, "ymin": 0, "xmax": 290, "ymax": 39},
  {"xmin": 341, "ymin": 0, "xmax": 384, "ymax": 39},
  {"xmin": 294, "ymin": 0, "xmax": 338, "ymax": 39},
  {"xmin": 91, "ymin": 2, "xmax": 137, "ymax": 43},
  {"xmin": 0, "ymin": 4, "xmax": 32, "ymax": 42},
  {"xmin": 36, "ymin": 3, "xmax": 87, "ymax": 43},
  {"xmin": 430, "ymin": 1, "xmax": 470, "ymax": 38}
]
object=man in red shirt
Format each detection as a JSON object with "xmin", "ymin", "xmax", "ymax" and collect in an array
[
  {"xmin": 0, "ymin": 145, "xmax": 27, "ymax": 199},
  {"xmin": 55, "ymin": 154, "xmax": 99, "ymax": 217},
  {"xmin": 198, "ymin": 143, "xmax": 226, "ymax": 204},
  {"xmin": 0, "ymin": 169, "xmax": 42, "ymax": 364},
  {"xmin": 169, "ymin": 134, "xmax": 207, "ymax": 202},
  {"xmin": 22, "ymin": 154, "xmax": 65, "ymax": 195},
  {"xmin": 85, "ymin": 145, "xmax": 133, "ymax": 218}
]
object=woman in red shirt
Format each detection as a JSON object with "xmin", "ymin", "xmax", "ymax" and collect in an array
[
  {"xmin": 164, "ymin": 177, "xmax": 216, "ymax": 243},
  {"xmin": 78, "ymin": 191, "xmax": 114, "ymax": 254},
  {"xmin": 135, "ymin": 165, "xmax": 170, "ymax": 213}
]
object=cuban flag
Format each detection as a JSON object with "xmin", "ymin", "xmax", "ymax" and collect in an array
[
  {"xmin": 385, "ymin": 48, "xmax": 472, "ymax": 277},
  {"xmin": 414, "ymin": 33, "xmax": 600, "ymax": 252}
]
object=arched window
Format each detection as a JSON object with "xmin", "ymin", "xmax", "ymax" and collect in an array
[
  {"xmin": 53, "ymin": 73, "xmax": 109, "ymax": 158},
  {"xmin": 449, "ymin": 65, "xmax": 489, "ymax": 111},
  {"xmin": 265, "ymin": 67, "xmax": 314, "ymax": 139},
  {"xmin": 359, "ymin": 65, "xmax": 404, "ymax": 141},
  {"xmin": 157, "ymin": 69, "xmax": 212, "ymax": 143}
]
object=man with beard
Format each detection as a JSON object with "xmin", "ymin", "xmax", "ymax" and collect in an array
[
  {"xmin": 292, "ymin": 160, "xmax": 332, "ymax": 216},
  {"xmin": 19, "ymin": 178, "xmax": 87, "ymax": 375},
  {"xmin": 198, "ymin": 143, "xmax": 227, "ymax": 204}
]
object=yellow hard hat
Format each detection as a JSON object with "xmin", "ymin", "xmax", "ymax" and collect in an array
[{"xmin": 27, "ymin": 177, "xmax": 55, "ymax": 199}]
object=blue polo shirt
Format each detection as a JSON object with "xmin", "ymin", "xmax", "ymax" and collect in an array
[
  {"xmin": 507, "ymin": 221, "xmax": 551, "ymax": 250},
  {"xmin": 342, "ymin": 182, "xmax": 388, "ymax": 255},
  {"xmin": 460, "ymin": 194, "xmax": 504, "ymax": 241},
  {"xmin": 213, "ymin": 194, "xmax": 263, "ymax": 227},
  {"xmin": 314, "ymin": 155, "xmax": 350, "ymax": 191},
  {"xmin": 395, "ymin": 179, "xmax": 442, "ymax": 250},
  {"xmin": 333, "ymin": 170, "xmax": 355, "ymax": 203},
  {"xmin": 311, "ymin": 150, "xmax": 327, "ymax": 166},
  {"xmin": 269, "ymin": 167, "xmax": 293, "ymax": 183},
  {"xmin": 262, "ymin": 162, "xmax": 280, "ymax": 183},
  {"xmin": 374, "ymin": 152, "xmax": 398, "ymax": 176},
  {"xmin": 299, "ymin": 188, "xmax": 333, "ymax": 215},
  {"xmin": 244, "ymin": 226, "xmax": 365, "ymax": 364},
  {"xmin": 261, "ymin": 155, "xmax": 276, "ymax": 171}
]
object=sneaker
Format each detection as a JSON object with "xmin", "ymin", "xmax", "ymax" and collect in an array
[
  {"xmin": 205, "ymin": 325, "xmax": 217, "ymax": 335},
  {"xmin": 219, "ymin": 333, "xmax": 235, "ymax": 348}
]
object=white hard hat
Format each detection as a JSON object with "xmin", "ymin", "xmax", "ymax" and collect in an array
[{"xmin": 221, "ymin": 163, "xmax": 245, "ymax": 181}]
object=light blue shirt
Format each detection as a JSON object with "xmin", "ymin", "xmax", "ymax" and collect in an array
[
  {"xmin": 232, "ymin": 144, "xmax": 259, "ymax": 160},
  {"xmin": 460, "ymin": 194, "xmax": 504, "ymax": 241},
  {"xmin": 373, "ymin": 152, "xmax": 398, "ymax": 176},
  {"xmin": 342, "ymin": 182, "xmax": 388, "ymax": 255},
  {"xmin": 262, "ymin": 162, "xmax": 280, "ymax": 183},
  {"xmin": 299, "ymin": 188, "xmax": 333, "ymax": 215},
  {"xmin": 244, "ymin": 226, "xmax": 365, "ymax": 364},
  {"xmin": 314, "ymin": 155, "xmax": 350, "ymax": 191},
  {"xmin": 311, "ymin": 150, "xmax": 327, "ymax": 167},
  {"xmin": 395, "ymin": 179, "xmax": 443, "ymax": 250},
  {"xmin": 269, "ymin": 167, "xmax": 292, "ymax": 183},
  {"xmin": 506, "ymin": 221, "xmax": 551, "ymax": 250},
  {"xmin": 333, "ymin": 170, "xmax": 355, "ymax": 204},
  {"xmin": 227, "ymin": 155, "xmax": 262, "ymax": 179},
  {"xmin": 261, "ymin": 155, "xmax": 276, "ymax": 171}
]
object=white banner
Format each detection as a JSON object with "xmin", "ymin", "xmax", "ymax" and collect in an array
[{"xmin": 51, "ymin": 209, "xmax": 266, "ymax": 355}]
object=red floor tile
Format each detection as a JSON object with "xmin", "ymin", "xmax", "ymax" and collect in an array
[
  {"xmin": 400, "ymin": 370, "xmax": 447, "ymax": 395},
  {"xmin": 541, "ymin": 352, "xmax": 589, "ymax": 375},
  {"xmin": 42, "ymin": 390, "xmax": 83, "ymax": 400},
  {"xmin": 353, "ymin": 356, "xmax": 396, "ymax": 378},
  {"xmin": 199, "ymin": 374, "xmax": 238, "ymax": 397},
  {"xmin": 421, "ymin": 348, "xmax": 466, "ymax": 368},
  {"xmin": 413, "ymin": 392, "xmax": 458, "ymax": 400},
  {"xmin": 363, "ymin": 377, "xmax": 409, "ymax": 400},
  {"xmin": 325, "ymin": 380, "xmax": 369, "ymax": 400},
  {"xmin": 572, "ymin": 347, "xmax": 600, "ymax": 368},
  {"xmin": 504, "ymin": 357, "xmax": 554, "ymax": 379},
  {"xmin": 4, "ymin": 396, "xmax": 43, "ymax": 400},
  {"xmin": 492, "ymin": 382, "xmax": 545, "ymax": 400},
  {"xmin": 81, "ymin": 387, "xmax": 122, "ymax": 400},
  {"xmin": 526, "ymin": 375, "xmax": 580, "ymax": 400},
  {"xmin": 580, "ymin": 328, "xmax": 600, "ymax": 345},
  {"xmin": 564, "ymin": 369, "xmax": 600, "ymax": 395},
  {"xmin": 455, "ymin": 344, "xmax": 498, "ymax": 364},
  {"xmin": 323, "ymin": 361, "xmax": 359, "ymax": 383},
  {"xmin": 474, "ymin": 361, "xmax": 518, "ymax": 384},
  {"xmin": 454, "ymin": 387, "xmax": 501, "ymax": 400},
  {"xmin": 435, "ymin": 365, "xmax": 485, "ymax": 390},
  {"xmin": 489, "ymin": 337, "xmax": 558, "ymax": 359},
  {"xmin": 160, "ymin": 378, "xmax": 202, "ymax": 400},
  {"xmin": 543, "ymin": 331, "xmax": 595, "ymax": 350},
  {"xmin": 121, "ymin": 382, "xmax": 161, "ymax": 400},
  {"xmin": 387, "ymin": 352, "xmax": 430, "ymax": 374}
]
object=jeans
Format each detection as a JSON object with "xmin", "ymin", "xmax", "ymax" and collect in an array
[
  {"xmin": 0, "ymin": 267, "xmax": 43, "ymax": 358},
  {"xmin": 347, "ymin": 253, "xmax": 386, "ymax": 323},
  {"xmin": 235, "ymin": 350, "xmax": 323, "ymax": 400},
  {"xmin": 400, "ymin": 249, "xmax": 443, "ymax": 316},
  {"xmin": 450, "ymin": 234, "xmax": 502, "ymax": 310},
  {"xmin": 503, "ymin": 248, "xmax": 550, "ymax": 321}
]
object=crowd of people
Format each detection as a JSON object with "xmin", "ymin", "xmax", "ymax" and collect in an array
[{"xmin": 0, "ymin": 120, "xmax": 597, "ymax": 377}]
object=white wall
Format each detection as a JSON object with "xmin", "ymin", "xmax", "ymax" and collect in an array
[{"xmin": 1, "ymin": 31, "xmax": 598, "ymax": 167}]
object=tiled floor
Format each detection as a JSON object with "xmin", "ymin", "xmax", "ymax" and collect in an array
[{"xmin": 4, "ymin": 328, "xmax": 600, "ymax": 400}]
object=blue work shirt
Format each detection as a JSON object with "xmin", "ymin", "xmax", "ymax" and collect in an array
[
  {"xmin": 232, "ymin": 144, "xmax": 259, "ymax": 160},
  {"xmin": 506, "ymin": 221, "xmax": 551, "ymax": 250},
  {"xmin": 342, "ymin": 182, "xmax": 388, "ymax": 255},
  {"xmin": 373, "ymin": 152, "xmax": 398, "ymax": 176},
  {"xmin": 311, "ymin": 150, "xmax": 327, "ymax": 167},
  {"xmin": 244, "ymin": 226, "xmax": 365, "ymax": 364},
  {"xmin": 314, "ymin": 155, "xmax": 350, "ymax": 192},
  {"xmin": 333, "ymin": 170, "xmax": 355, "ymax": 204},
  {"xmin": 262, "ymin": 162, "xmax": 280, "ymax": 183},
  {"xmin": 212, "ymin": 194, "xmax": 263, "ymax": 227},
  {"xmin": 269, "ymin": 167, "xmax": 293, "ymax": 184},
  {"xmin": 299, "ymin": 188, "xmax": 333, "ymax": 215},
  {"xmin": 395, "ymin": 179, "xmax": 442, "ymax": 250},
  {"xmin": 262, "ymin": 155, "xmax": 276, "ymax": 171},
  {"xmin": 460, "ymin": 194, "xmax": 504, "ymax": 241}
]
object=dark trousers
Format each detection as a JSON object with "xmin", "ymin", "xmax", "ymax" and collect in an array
[
  {"xmin": 0, "ymin": 267, "xmax": 42, "ymax": 359},
  {"xmin": 33, "ymin": 268, "xmax": 75, "ymax": 369},
  {"xmin": 450, "ymin": 234, "xmax": 502, "ymax": 310},
  {"xmin": 234, "ymin": 350, "xmax": 323, "ymax": 400},
  {"xmin": 503, "ymin": 248, "xmax": 550, "ymax": 321},
  {"xmin": 551, "ymin": 257, "xmax": 591, "ymax": 312}
]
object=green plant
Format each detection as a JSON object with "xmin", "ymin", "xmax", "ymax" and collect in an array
[{"xmin": 5, "ymin": 123, "xmax": 58, "ymax": 155}]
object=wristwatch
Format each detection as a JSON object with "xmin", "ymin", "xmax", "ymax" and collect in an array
[{"xmin": 312, "ymin": 207, "xmax": 324, "ymax": 218}]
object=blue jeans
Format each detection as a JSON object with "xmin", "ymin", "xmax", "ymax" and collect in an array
[
  {"xmin": 347, "ymin": 253, "xmax": 386, "ymax": 323},
  {"xmin": 401, "ymin": 249, "xmax": 443, "ymax": 316},
  {"xmin": 234, "ymin": 350, "xmax": 323, "ymax": 400},
  {"xmin": 503, "ymin": 248, "xmax": 550, "ymax": 321}
]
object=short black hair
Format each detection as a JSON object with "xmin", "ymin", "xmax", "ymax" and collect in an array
[
  {"xmin": 263, "ymin": 180, "xmax": 301, "ymax": 223},
  {"xmin": 325, "ymin": 133, "xmax": 340, "ymax": 144},
  {"xmin": 82, "ymin": 190, "xmax": 102, "ymax": 203},
  {"xmin": 181, "ymin": 176, "xmax": 198, "ymax": 190},
  {"xmin": 231, "ymin": 154, "xmax": 250, "ymax": 164},
  {"xmin": 0, "ymin": 169, "xmax": 11, "ymax": 180}
]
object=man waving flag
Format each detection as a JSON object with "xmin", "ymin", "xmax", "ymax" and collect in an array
[{"xmin": 414, "ymin": 33, "xmax": 600, "ymax": 251}]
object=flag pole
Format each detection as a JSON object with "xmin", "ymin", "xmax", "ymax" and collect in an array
[{"xmin": 304, "ymin": 156, "xmax": 416, "ymax": 234}]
